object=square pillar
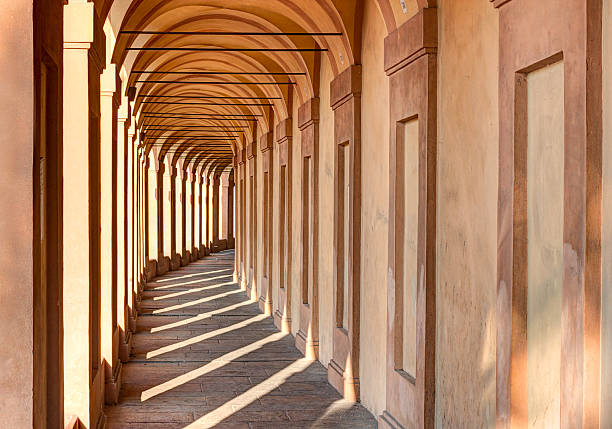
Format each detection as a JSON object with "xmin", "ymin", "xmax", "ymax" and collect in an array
[
  {"xmin": 328, "ymin": 65, "xmax": 362, "ymax": 402},
  {"xmin": 246, "ymin": 141, "xmax": 258, "ymax": 300},
  {"xmin": 274, "ymin": 118, "xmax": 293, "ymax": 333},
  {"xmin": 295, "ymin": 97, "xmax": 320, "ymax": 360},
  {"xmin": 117, "ymin": 98, "xmax": 133, "ymax": 363},
  {"xmin": 100, "ymin": 62, "xmax": 122, "ymax": 405},
  {"xmin": 379, "ymin": 9, "xmax": 438, "ymax": 429},
  {"xmin": 259, "ymin": 132, "xmax": 274, "ymax": 316},
  {"xmin": 62, "ymin": 2, "xmax": 106, "ymax": 427}
]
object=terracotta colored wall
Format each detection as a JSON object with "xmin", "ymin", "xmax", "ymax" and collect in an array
[
  {"xmin": 602, "ymin": 0, "xmax": 612, "ymax": 425},
  {"xmin": 318, "ymin": 54, "xmax": 335, "ymax": 368},
  {"xmin": 0, "ymin": 0, "xmax": 34, "ymax": 426},
  {"xmin": 435, "ymin": 1, "xmax": 499, "ymax": 427},
  {"xmin": 359, "ymin": 0, "xmax": 390, "ymax": 416}
]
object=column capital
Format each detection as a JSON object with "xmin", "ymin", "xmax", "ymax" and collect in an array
[
  {"xmin": 298, "ymin": 97, "xmax": 320, "ymax": 130},
  {"xmin": 63, "ymin": 2, "xmax": 105, "ymax": 70},
  {"xmin": 259, "ymin": 131, "xmax": 273, "ymax": 153},
  {"xmin": 276, "ymin": 118, "xmax": 293, "ymax": 144},
  {"xmin": 330, "ymin": 65, "xmax": 362, "ymax": 110}
]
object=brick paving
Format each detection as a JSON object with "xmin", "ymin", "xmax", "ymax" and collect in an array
[{"xmin": 106, "ymin": 250, "xmax": 377, "ymax": 428}]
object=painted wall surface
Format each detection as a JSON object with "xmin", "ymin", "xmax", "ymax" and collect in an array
[
  {"xmin": 602, "ymin": 1, "xmax": 612, "ymax": 425},
  {"xmin": 318, "ymin": 54, "xmax": 335, "ymax": 368},
  {"xmin": 359, "ymin": 0, "xmax": 390, "ymax": 416},
  {"xmin": 291, "ymin": 93, "xmax": 302, "ymax": 337},
  {"xmin": 526, "ymin": 60, "xmax": 564, "ymax": 429},
  {"xmin": 435, "ymin": 1, "xmax": 499, "ymax": 427},
  {"xmin": 0, "ymin": 0, "xmax": 34, "ymax": 426}
]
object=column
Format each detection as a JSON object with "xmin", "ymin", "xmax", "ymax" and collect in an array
[
  {"xmin": 212, "ymin": 175, "xmax": 221, "ymax": 250},
  {"xmin": 295, "ymin": 98, "xmax": 320, "ymax": 359},
  {"xmin": 274, "ymin": 118, "xmax": 293, "ymax": 333},
  {"xmin": 185, "ymin": 168, "xmax": 193, "ymax": 261},
  {"xmin": 220, "ymin": 171, "xmax": 230, "ymax": 249},
  {"xmin": 156, "ymin": 157, "xmax": 168, "ymax": 275},
  {"xmin": 146, "ymin": 151, "xmax": 158, "ymax": 279},
  {"xmin": 193, "ymin": 168, "xmax": 201, "ymax": 259},
  {"xmin": 228, "ymin": 171, "xmax": 235, "ymax": 249},
  {"xmin": 100, "ymin": 61, "xmax": 121, "ymax": 404},
  {"xmin": 180, "ymin": 167, "xmax": 188, "ymax": 265},
  {"xmin": 117, "ymin": 96, "xmax": 132, "ymax": 362},
  {"xmin": 163, "ymin": 158, "xmax": 173, "ymax": 269},
  {"xmin": 169, "ymin": 165, "xmax": 180, "ymax": 270},
  {"xmin": 63, "ymin": 2, "xmax": 106, "ymax": 427}
]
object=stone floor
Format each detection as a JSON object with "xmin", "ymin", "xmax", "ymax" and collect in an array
[{"xmin": 106, "ymin": 250, "xmax": 377, "ymax": 429}]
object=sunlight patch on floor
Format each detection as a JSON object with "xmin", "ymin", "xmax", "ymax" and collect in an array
[
  {"xmin": 150, "ymin": 268, "xmax": 233, "ymax": 284},
  {"xmin": 182, "ymin": 358, "xmax": 312, "ymax": 429},
  {"xmin": 140, "ymin": 331, "xmax": 289, "ymax": 401},
  {"xmin": 152, "ymin": 289, "xmax": 242, "ymax": 314},
  {"xmin": 153, "ymin": 281, "xmax": 235, "ymax": 301},
  {"xmin": 151, "ymin": 274, "xmax": 234, "ymax": 291},
  {"xmin": 150, "ymin": 300, "xmax": 252, "ymax": 333},
  {"xmin": 146, "ymin": 314, "xmax": 269, "ymax": 358}
]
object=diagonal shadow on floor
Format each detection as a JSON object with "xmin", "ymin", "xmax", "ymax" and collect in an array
[{"xmin": 106, "ymin": 250, "xmax": 378, "ymax": 429}]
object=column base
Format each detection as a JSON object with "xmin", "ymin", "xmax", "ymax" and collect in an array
[
  {"xmin": 258, "ymin": 295, "xmax": 272, "ymax": 316},
  {"xmin": 94, "ymin": 412, "xmax": 107, "ymax": 429},
  {"xmin": 128, "ymin": 306, "xmax": 138, "ymax": 333},
  {"xmin": 378, "ymin": 411, "xmax": 406, "ymax": 429},
  {"xmin": 295, "ymin": 329, "xmax": 319, "ymax": 360},
  {"xmin": 156, "ymin": 256, "xmax": 170, "ymax": 276},
  {"xmin": 170, "ymin": 253, "xmax": 181, "ymax": 271},
  {"xmin": 145, "ymin": 259, "xmax": 157, "ymax": 281},
  {"xmin": 273, "ymin": 310, "xmax": 291, "ymax": 333},
  {"xmin": 328, "ymin": 358, "xmax": 359, "ymax": 402},
  {"xmin": 181, "ymin": 252, "xmax": 190, "ymax": 266},
  {"xmin": 104, "ymin": 360, "xmax": 123, "ymax": 405},
  {"xmin": 119, "ymin": 328, "xmax": 133, "ymax": 362}
]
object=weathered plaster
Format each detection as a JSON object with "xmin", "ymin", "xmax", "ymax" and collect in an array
[
  {"xmin": 360, "ymin": 0, "xmax": 391, "ymax": 416},
  {"xmin": 436, "ymin": 1, "xmax": 499, "ymax": 427},
  {"xmin": 601, "ymin": 0, "xmax": 612, "ymax": 425}
]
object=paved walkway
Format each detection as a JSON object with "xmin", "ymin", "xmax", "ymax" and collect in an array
[{"xmin": 106, "ymin": 250, "xmax": 377, "ymax": 428}]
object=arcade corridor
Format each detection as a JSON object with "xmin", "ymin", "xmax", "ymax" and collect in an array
[
  {"xmin": 106, "ymin": 250, "xmax": 377, "ymax": 428},
  {"xmin": 2, "ymin": 0, "xmax": 612, "ymax": 428}
]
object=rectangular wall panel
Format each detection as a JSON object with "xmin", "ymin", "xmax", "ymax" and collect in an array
[
  {"xmin": 401, "ymin": 118, "xmax": 419, "ymax": 378},
  {"xmin": 526, "ymin": 60, "xmax": 564, "ymax": 429}
]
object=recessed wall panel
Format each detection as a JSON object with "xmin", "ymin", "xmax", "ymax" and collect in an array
[
  {"xmin": 401, "ymin": 118, "xmax": 419, "ymax": 378},
  {"xmin": 527, "ymin": 60, "xmax": 564, "ymax": 429}
]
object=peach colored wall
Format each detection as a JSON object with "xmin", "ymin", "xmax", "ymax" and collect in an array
[
  {"xmin": 526, "ymin": 61, "xmax": 565, "ymax": 428},
  {"xmin": 0, "ymin": 1, "xmax": 34, "ymax": 426},
  {"xmin": 290, "ymin": 92, "xmax": 302, "ymax": 337},
  {"xmin": 359, "ymin": 0, "xmax": 390, "ymax": 416},
  {"xmin": 318, "ymin": 54, "xmax": 335, "ymax": 368},
  {"xmin": 435, "ymin": 1, "xmax": 499, "ymax": 427},
  {"xmin": 602, "ymin": 0, "xmax": 612, "ymax": 425}
]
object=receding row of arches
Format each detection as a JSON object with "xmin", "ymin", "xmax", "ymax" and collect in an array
[{"xmin": 2, "ymin": 0, "xmax": 612, "ymax": 428}]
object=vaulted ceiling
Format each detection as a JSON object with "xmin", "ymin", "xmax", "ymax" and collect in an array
[{"xmin": 92, "ymin": 0, "xmax": 422, "ymax": 176}]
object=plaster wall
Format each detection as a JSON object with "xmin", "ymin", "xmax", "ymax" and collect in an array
[
  {"xmin": 318, "ymin": 53, "xmax": 335, "ymax": 368},
  {"xmin": 601, "ymin": 1, "xmax": 612, "ymax": 425},
  {"xmin": 0, "ymin": 0, "xmax": 34, "ymax": 425},
  {"xmin": 526, "ymin": 60, "xmax": 564, "ymax": 429},
  {"xmin": 291, "ymin": 93, "xmax": 302, "ymax": 337},
  {"xmin": 359, "ymin": 0, "xmax": 390, "ymax": 416},
  {"xmin": 435, "ymin": 1, "xmax": 499, "ymax": 427}
]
